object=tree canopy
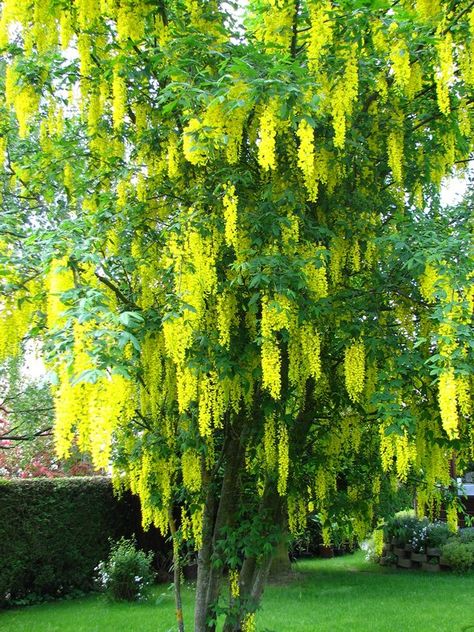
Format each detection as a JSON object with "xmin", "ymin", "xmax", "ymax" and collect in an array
[{"xmin": 0, "ymin": 1, "xmax": 473, "ymax": 630}]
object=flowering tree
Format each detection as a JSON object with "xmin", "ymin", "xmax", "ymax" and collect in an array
[{"xmin": 0, "ymin": 1, "xmax": 473, "ymax": 629}]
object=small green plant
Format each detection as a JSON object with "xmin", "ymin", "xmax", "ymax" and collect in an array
[
  {"xmin": 441, "ymin": 540, "xmax": 474, "ymax": 573},
  {"xmin": 95, "ymin": 537, "xmax": 155, "ymax": 601}
]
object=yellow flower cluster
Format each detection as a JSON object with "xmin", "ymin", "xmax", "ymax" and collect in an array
[
  {"xmin": 141, "ymin": 335, "xmax": 164, "ymax": 417},
  {"xmin": 435, "ymin": 31, "xmax": 454, "ymax": 115},
  {"xmin": 331, "ymin": 48, "xmax": 358, "ymax": 149},
  {"xmin": 116, "ymin": 0, "xmax": 148, "ymax": 43},
  {"xmin": 263, "ymin": 413, "xmax": 277, "ymax": 471},
  {"xmin": 0, "ymin": 0, "xmax": 29, "ymax": 47},
  {"xmin": 300, "ymin": 322, "xmax": 322, "ymax": 381},
  {"xmin": 277, "ymin": 422, "xmax": 289, "ymax": 496},
  {"xmin": 0, "ymin": 296, "xmax": 35, "ymax": 362},
  {"xmin": 395, "ymin": 431, "xmax": 416, "ymax": 482},
  {"xmin": 257, "ymin": 99, "xmax": 278, "ymax": 170},
  {"xmin": 438, "ymin": 368, "xmax": 459, "ymax": 438},
  {"xmin": 371, "ymin": 20, "xmax": 387, "ymax": 54},
  {"xmin": 261, "ymin": 295, "xmax": 294, "ymax": 398},
  {"xmin": 344, "ymin": 340, "xmax": 365, "ymax": 402},
  {"xmin": 112, "ymin": 68, "xmax": 127, "ymax": 129},
  {"xmin": 191, "ymin": 505, "xmax": 204, "ymax": 549},
  {"xmin": 390, "ymin": 31, "xmax": 411, "ymax": 94},
  {"xmin": 308, "ymin": 1, "xmax": 333, "ymax": 76},
  {"xmin": 287, "ymin": 494, "xmax": 307, "ymax": 536},
  {"xmin": 223, "ymin": 183, "xmax": 238, "ymax": 248},
  {"xmin": 77, "ymin": 33, "xmax": 92, "ymax": 83},
  {"xmin": 420, "ymin": 263, "xmax": 439, "ymax": 302},
  {"xmin": 242, "ymin": 613, "xmax": 256, "ymax": 632},
  {"xmin": 373, "ymin": 529, "xmax": 384, "ymax": 556},
  {"xmin": 297, "ymin": 119, "xmax": 317, "ymax": 201},
  {"xmin": 446, "ymin": 503, "xmax": 458, "ymax": 532},
  {"xmin": 304, "ymin": 251, "xmax": 329, "ymax": 298},
  {"xmin": 387, "ymin": 125, "xmax": 404, "ymax": 185},
  {"xmin": 314, "ymin": 467, "xmax": 327, "ymax": 502},
  {"xmin": 456, "ymin": 375, "xmax": 472, "ymax": 416},
  {"xmin": 416, "ymin": 0, "xmax": 441, "ymax": 20},
  {"xmin": 262, "ymin": 1, "xmax": 293, "ymax": 52},
  {"xmin": 328, "ymin": 236, "xmax": 347, "ymax": 286},
  {"xmin": 60, "ymin": 10, "xmax": 74, "ymax": 50},
  {"xmin": 167, "ymin": 134, "xmax": 180, "ymax": 179},
  {"xmin": 5, "ymin": 65, "xmax": 40, "ymax": 139},
  {"xmin": 183, "ymin": 118, "xmax": 207, "ymax": 165},
  {"xmin": 76, "ymin": 0, "xmax": 100, "ymax": 30},
  {"xmin": 198, "ymin": 372, "xmax": 225, "ymax": 436},
  {"xmin": 182, "ymin": 448, "xmax": 202, "ymax": 493},
  {"xmin": 407, "ymin": 63, "xmax": 423, "ymax": 100},
  {"xmin": 53, "ymin": 364, "xmax": 79, "ymax": 459},
  {"xmin": 46, "ymin": 257, "xmax": 74, "ymax": 330},
  {"xmin": 262, "ymin": 339, "xmax": 281, "ymax": 399},
  {"xmin": 229, "ymin": 569, "xmax": 240, "ymax": 598}
]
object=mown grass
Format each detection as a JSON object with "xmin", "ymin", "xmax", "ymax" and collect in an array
[{"xmin": 1, "ymin": 551, "xmax": 473, "ymax": 632}]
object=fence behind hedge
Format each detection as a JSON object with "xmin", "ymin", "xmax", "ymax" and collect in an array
[{"xmin": 0, "ymin": 477, "xmax": 169, "ymax": 606}]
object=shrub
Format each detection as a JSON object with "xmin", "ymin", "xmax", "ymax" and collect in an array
[
  {"xmin": 96, "ymin": 538, "xmax": 154, "ymax": 601},
  {"xmin": 425, "ymin": 522, "xmax": 451, "ymax": 549},
  {"xmin": 441, "ymin": 540, "xmax": 474, "ymax": 573},
  {"xmin": 383, "ymin": 512, "xmax": 452, "ymax": 552},
  {"xmin": 458, "ymin": 527, "xmax": 474, "ymax": 544},
  {"xmin": 384, "ymin": 511, "xmax": 429, "ymax": 549}
]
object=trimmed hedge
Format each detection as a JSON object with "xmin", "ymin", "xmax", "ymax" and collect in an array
[{"xmin": 0, "ymin": 477, "xmax": 169, "ymax": 606}]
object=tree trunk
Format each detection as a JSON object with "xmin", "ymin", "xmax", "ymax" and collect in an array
[
  {"xmin": 168, "ymin": 508, "xmax": 185, "ymax": 632},
  {"xmin": 194, "ymin": 433, "xmax": 245, "ymax": 632},
  {"xmin": 268, "ymin": 537, "xmax": 292, "ymax": 580},
  {"xmin": 194, "ymin": 469, "xmax": 217, "ymax": 632}
]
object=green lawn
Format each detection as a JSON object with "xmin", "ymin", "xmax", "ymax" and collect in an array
[{"xmin": 1, "ymin": 552, "xmax": 473, "ymax": 632}]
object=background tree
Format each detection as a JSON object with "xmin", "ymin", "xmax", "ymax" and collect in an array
[
  {"xmin": 0, "ymin": 355, "xmax": 98, "ymax": 476},
  {"xmin": 0, "ymin": 1, "xmax": 473, "ymax": 630}
]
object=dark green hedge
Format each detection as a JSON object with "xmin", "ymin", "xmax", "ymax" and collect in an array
[{"xmin": 0, "ymin": 477, "xmax": 169, "ymax": 606}]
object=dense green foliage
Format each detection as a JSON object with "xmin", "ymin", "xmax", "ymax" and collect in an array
[{"xmin": 0, "ymin": 477, "xmax": 165, "ymax": 606}]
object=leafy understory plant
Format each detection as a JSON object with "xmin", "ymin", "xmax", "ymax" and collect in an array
[{"xmin": 95, "ymin": 538, "xmax": 154, "ymax": 602}]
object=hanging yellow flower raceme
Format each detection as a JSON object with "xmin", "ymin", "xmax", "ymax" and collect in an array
[
  {"xmin": 183, "ymin": 118, "xmax": 207, "ymax": 165},
  {"xmin": 389, "ymin": 28, "xmax": 411, "ymax": 94},
  {"xmin": 296, "ymin": 119, "xmax": 317, "ymax": 201},
  {"xmin": 263, "ymin": 413, "xmax": 277, "ymax": 471},
  {"xmin": 257, "ymin": 98, "xmax": 278, "ymax": 171},
  {"xmin": 182, "ymin": 448, "xmax": 202, "ymax": 492},
  {"xmin": 435, "ymin": 30, "xmax": 454, "ymax": 115},
  {"xmin": 46, "ymin": 257, "xmax": 74, "ymax": 330},
  {"xmin": 307, "ymin": 1, "xmax": 333, "ymax": 76},
  {"xmin": 331, "ymin": 46, "xmax": 359, "ymax": 149},
  {"xmin": 387, "ymin": 115, "xmax": 404, "ymax": 185},
  {"xmin": 344, "ymin": 339, "xmax": 365, "ymax": 402},
  {"xmin": 277, "ymin": 422, "xmax": 289, "ymax": 496},
  {"xmin": 112, "ymin": 67, "xmax": 127, "ymax": 129},
  {"xmin": 438, "ymin": 368, "xmax": 459, "ymax": 439},
  {"xmin": 222, "ymin": 183, "xmax": 238, "ymax": 248},
  {"xmin": 420, "ymin": 263, "xmax": 439, "ymax": 302}
]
